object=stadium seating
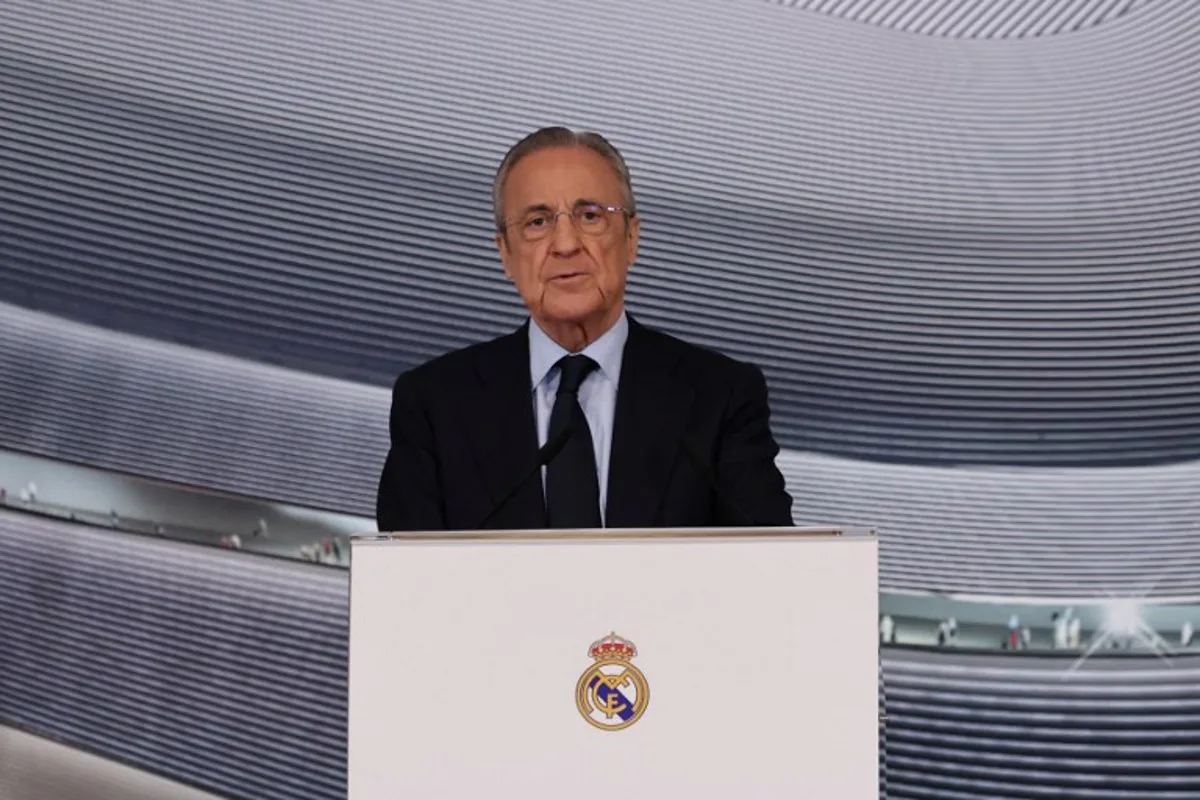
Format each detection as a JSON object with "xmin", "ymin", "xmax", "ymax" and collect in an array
[
  {"xmin": 0, "ymin": 301, "xmax": 383, "ymax": 516},
  {"xmin": 8, "ymin": 510, "xmax": 1200, "ymax": 800},
  {"xmin": 5, "ymin": 300, "xmax": 1198, "ymax": 599},
  {"xmin": 0, "ymin": 511, "xmax": 348, "ymax": 800},
  {"xmin": 883, "ymin": 646, "xmax": 1200, "ymax": 799},
  {"xmin": 2, "ymin": 0, "xmax": 1198, "ymax": 470},
  {"xmin": 785, "ymin": 451, "xmax": 1200, "ymax": 599},
  {"xmin": 3, "ymin": 2, "xmax": 1200, "ymax": 799},
  {"xmin": 780, "ymin": 0, "xmax": 1155, "ymax": 38}
]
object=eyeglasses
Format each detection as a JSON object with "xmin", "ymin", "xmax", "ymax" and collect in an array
[{"xmin": 502, "ymin": 203, "xmax": 632, "ymax": 243}]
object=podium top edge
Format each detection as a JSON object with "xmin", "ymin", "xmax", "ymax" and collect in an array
[{"xmin": 350, "ymin": 525, "xmax": 875, "ymax": 544}]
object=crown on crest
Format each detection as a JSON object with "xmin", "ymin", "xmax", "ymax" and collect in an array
[{"xmin": 589, "ymin": 632, "xmax": 637, "ymax": 661}]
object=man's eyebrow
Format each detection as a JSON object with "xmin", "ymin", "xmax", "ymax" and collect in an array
[{"xmin": 517, "ymin": 199, "xmax": 607, "ymax": 216}]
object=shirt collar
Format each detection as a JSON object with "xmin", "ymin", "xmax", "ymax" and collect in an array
[{"xmin": 529, "ymin": 310, "xmax": 629, "ymax": 391}]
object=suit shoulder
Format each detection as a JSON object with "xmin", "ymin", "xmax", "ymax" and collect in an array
[
  {"xmin": 638, "ymin": 324, "xmax": 761, "ymax": 383},
  {"xmin": 390, "ymin": 329, "xmax": 520, "ymax": 392}
]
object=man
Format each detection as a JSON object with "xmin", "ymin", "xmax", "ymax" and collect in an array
[{"xmin": 376, "ymin": 126, "xmax": 793, "ymax": 532}]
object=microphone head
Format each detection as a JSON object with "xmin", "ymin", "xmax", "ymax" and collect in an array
[{"xmin": 477, "ymin": 426, "xmax": 575, "ymax": 530}]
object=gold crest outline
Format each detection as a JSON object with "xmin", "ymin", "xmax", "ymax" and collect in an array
[{"xmin": 575, "ymin": 633, "xmax": 650, "ymax": 731}]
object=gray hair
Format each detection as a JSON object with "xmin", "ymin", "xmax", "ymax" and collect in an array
[{"xmin": 492, "ymin": 126, "xmax": 637, "ymax": 232}]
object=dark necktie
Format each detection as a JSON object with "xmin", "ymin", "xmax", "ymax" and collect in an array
[{"xmin": 545, "ymin": 354, "xmax": 601, "ymax": 529}]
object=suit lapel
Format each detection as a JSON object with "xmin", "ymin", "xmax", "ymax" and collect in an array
[
  {"xmin": 459, "ymin": 324, "xmax": 546, "ymax": 528},
  {"xmin": 605, "ymin": 318, "xmax": 693, "ymax": 528}
]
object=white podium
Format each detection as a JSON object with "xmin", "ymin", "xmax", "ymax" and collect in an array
[{"xmin": 347, "ymin": 527, "xmax": 879, "ymax": 800}]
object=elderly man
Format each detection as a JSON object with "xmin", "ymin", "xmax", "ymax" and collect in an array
[{"xmin": 376, "ymin": 126, "xmax": 793, "ymax": 532}]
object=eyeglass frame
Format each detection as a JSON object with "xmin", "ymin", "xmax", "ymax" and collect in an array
[{"xmin": 497, "ymin": 201, "xmax": 636, "ymax": 242}]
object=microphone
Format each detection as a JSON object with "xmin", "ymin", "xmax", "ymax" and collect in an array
[
  {"xmin": 677, "ymin": 436, "xmax": 760, "ymax": 528},
  {"xmin": 475, "ymin": 427, "xmax": 572, "ymax": 530}
]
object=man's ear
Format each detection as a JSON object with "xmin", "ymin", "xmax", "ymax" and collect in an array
[{"xmin": 626, "ymin": 214, "xmax": 641, "ymax": 266}]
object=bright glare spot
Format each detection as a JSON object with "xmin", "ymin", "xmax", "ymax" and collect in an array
[{"xmin": 1103, "ymin": 600, "xmax": 1142, "ymax": 636}]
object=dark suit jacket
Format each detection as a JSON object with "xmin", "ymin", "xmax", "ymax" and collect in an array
[{"xmin": 376, "ymin": 316, "xmax": 794, "ymax": 531}]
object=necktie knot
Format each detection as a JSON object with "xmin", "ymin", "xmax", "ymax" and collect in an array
[{"xmin": 556, "ymin": 354, "xmax": 598, "ymax": 396}]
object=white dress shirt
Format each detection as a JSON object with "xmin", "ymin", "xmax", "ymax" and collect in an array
[{"xmin": 529, "ymin": 311, "xmax": 628, "ymax": 526}]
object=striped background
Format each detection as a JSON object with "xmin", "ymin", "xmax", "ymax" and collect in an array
[
  {"xmin": 3, "ymin": 0, "xmax": 1198, "ymax": 481},
  {"xmin": 775, "ymin": 0, "xmax": 1154, "ymax": 37},
  {"xmin": 6, "ymin": 512, "xmax": 1200, "ymax": 800},
  {"xmin": 4, "ymin": 5, "xmax": 1200, "ymax": 799},
  {"xmin": 6, "ymin": 299, "xmax": 1199, "ymax": 602}
]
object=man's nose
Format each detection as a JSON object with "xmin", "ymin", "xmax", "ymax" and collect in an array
[{"xmin": 549, "ymin": 212, "xmax": 583, "ymax": 254}]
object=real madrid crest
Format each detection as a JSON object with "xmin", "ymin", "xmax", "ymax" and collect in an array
[{"xmin": 575, "ymin": 632, "xmax": 650, "ymax": 731}]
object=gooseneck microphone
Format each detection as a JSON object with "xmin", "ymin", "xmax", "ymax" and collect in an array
[
  {"xmin": 677, "ymin": 436, "xmax": 760, "ymax": 528},
  {"xmin": 475, "ymin": 427, "xmax": 573, "ymax": 530}
]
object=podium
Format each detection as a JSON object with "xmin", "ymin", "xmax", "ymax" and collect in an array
[{"xmin": 347, "ymin": 527, "xmax": 879, "ymax": 799}]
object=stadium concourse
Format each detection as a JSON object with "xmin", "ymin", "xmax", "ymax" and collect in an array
[
  {"xmin": 4, "ymin": 0, "xmax": 1200, "ymax": 798},
  {"xmin": 3, "ymin": 444, "xmax": 1199, "ymax": 800}
]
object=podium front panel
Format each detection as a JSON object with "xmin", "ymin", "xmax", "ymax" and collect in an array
[{"xmin": 348, "ymin": 528, "xmax": 878, "ymax": 800}]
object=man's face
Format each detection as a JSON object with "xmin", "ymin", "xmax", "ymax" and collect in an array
[{"xmin": 496, "ymin": 146, "xmax": 639, "ymax": 335}]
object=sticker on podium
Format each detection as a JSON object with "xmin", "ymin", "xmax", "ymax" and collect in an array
[{"xmin": 575, "ymin": 632, "xmax": 650, "ymax": 730}]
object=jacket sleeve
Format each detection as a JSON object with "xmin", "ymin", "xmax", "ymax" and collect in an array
[
  {"xmin": 375, "ymin": 371, "xmax": 447, "ymax": 532},
  {"xmin": 713, "ymin": 362, "xmax": 795, "ymax": 527}
]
